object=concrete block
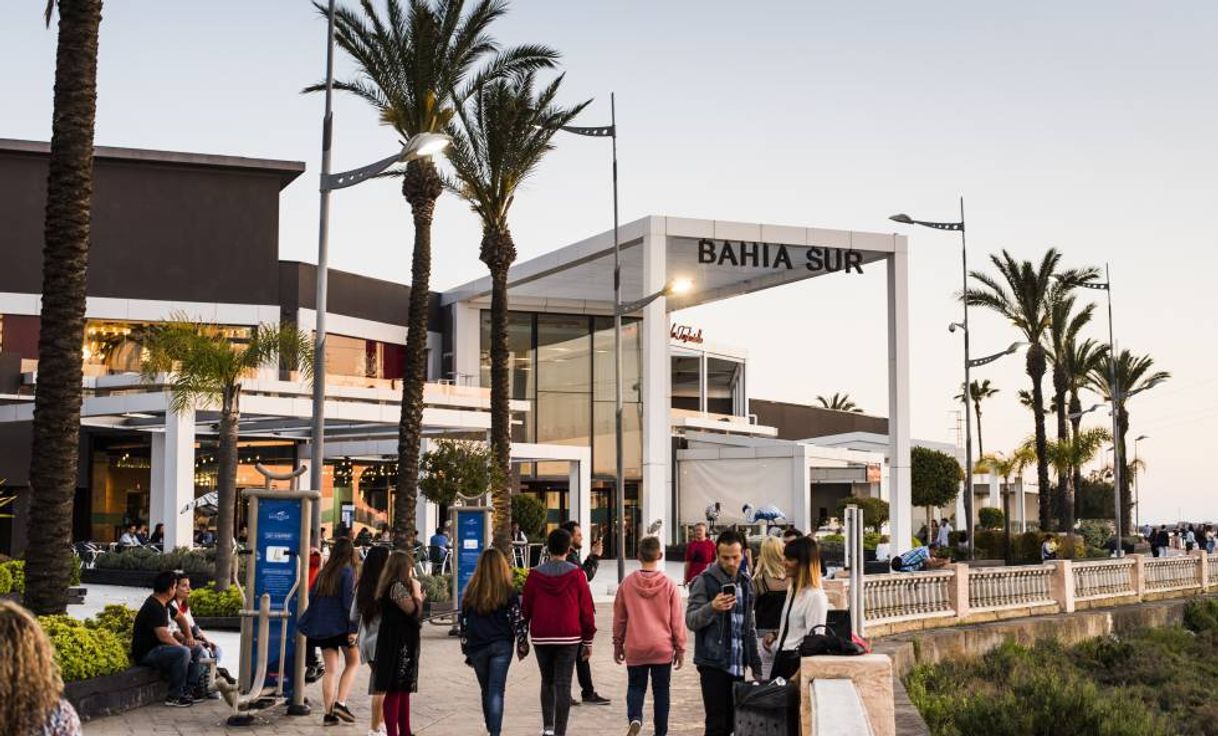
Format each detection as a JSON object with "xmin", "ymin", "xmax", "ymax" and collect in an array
[{"xmin": 801, "ymin": 654, "xmax": 895, "ymax": 736}]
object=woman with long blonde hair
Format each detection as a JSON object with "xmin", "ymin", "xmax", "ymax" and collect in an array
[
  {"xmin": 460, "ymin": 547, "xmax": 530, "ymax": 736},
  {"xmin": 0, "ymin": 600, "xmax": 82, "ymax": 736},
  {"xmin": 373, "ymin": 550, "xmax": 424, "ymax": 736},
  {"xmin": 752, "ymin": 536, "xmax": 789, "ymax": 678},
  {"xmin": 767, "ymin": 536, "xmax": 828, "ymax": 681}
]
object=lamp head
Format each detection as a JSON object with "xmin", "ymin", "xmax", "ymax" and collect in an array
[
  {"xmin": 402, "ymin": 132, "xmax": 451, "ymax": 160},
  {"xmin": 948, "ymin": 322, "xmax": 965, "ymax": 334},
  {"xmin": 1136, "ymin": 434, "xmax": 1149, "ymax": 441},
  {"xmin": 667, "ymin": 277, "xmax": 694, "ymax": 296},
  {"xmin": 889, "ymin": 213, "xmax": 914, "ymax": 225}
]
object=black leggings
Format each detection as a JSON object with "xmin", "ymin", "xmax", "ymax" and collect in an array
[{"xmin": 534, "ymin": 644, "xmax": 579, "ymax": 735}]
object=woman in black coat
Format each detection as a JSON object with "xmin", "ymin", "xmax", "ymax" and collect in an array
[{"xmin": 373, "ymin": 550, "xmax": 423, "ymax": 736}]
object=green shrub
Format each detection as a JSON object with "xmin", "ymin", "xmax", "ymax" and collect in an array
[
  {"xmin": 1184, "ymin": 599, "xmax": 1218, "ymax": 633},
  {"xmin": 835, "ymin": 495, "xmax": 889, "ymax": 532},
  {"xmin": 94, "ymin": 546, "xmax": 214, "ymax": 575},
  {"xmin": 3, "ymin": 559, "xmax": 25, "ymax": 593},
  {"xmin": 39, "ymin": 615, "xmax": 129, "ymax": 682},
  {"xmin": 1076, "ymin": 519, "xmax": 1112, "ymax": 550},
  {"xmin": 977, "ymin": 507, "xmax": 1004, "ymax": 530},
  {"xmin": 189, "ymin": 582, "xmax": 243, "ymax": 617},
  {"xmin": 418, "ymin": 573, "xmax": 452, "ymax": 603},
  {"xmin": 86, "ymin": 604, "xmax": 137, "ymax": 640},
  {"xmin": 512, "ymin": 566, "xmax": 529, "ymax": 592},
  {"xmin": 0, "ymin": 563, "xmax": 12, "ymax": 594},
  {"xmin": 511, "ymin": 493, "xmax": 548, "ymax": 540}
]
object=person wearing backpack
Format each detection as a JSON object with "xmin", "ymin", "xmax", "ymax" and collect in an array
[
  {"xmin": 765, "ymin": 537, "xmax": 829, "ymax": 681},
  {"xmin": 612, "ymin": 536, "xmax": 687, "ymax": 736}
]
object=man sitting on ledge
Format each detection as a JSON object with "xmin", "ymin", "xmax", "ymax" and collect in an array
[
  {"xmin": 131, "ymin": 570, "xmax": 204, "ymax": 707},
  {"xmin": 889, "ymin": 545, "xmax": 950, "ymax": 572}
]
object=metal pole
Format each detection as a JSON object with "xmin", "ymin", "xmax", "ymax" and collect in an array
[
  {"xmin": 611, "ymin": 93, "xmax": 626, "ymax": 584},
  {"xmin": 959, "ymin": 197, "xmax": 975, "ymax": 559},
  {"xmin": 1106, "ymin": 264, "xmax": 1123, "ymax": 554},
  {"xmin": 845, "ymin": 505, "xmax": 865, "ymax": 637},
  {"xmin": 310, "ymin": 0, "xmax": 336, "ymax": 541}
]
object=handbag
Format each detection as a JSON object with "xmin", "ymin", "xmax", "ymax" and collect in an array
[
  {"xmin": 798, "ymin": 623, "xmax": 869, "ymax": 657},
  {"xmin": 770, "ymin": 592, "xmax": 802, "ymax": 679}
]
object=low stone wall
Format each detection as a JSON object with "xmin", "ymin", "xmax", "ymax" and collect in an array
[{"xmin": 64, "ymin": 666, "xmax": 166, "ymax": 721}]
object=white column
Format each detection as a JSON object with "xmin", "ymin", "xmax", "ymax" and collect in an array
[
  {"xmin": 793, "ymin": 449, "xmax": 812, "ymax": 533},
  {"xmin": 640, "ymin": 223, "xmax": 672, "ymax": 542},
  {"xmin": 569, "ymin": 452, "xmax": 592, "ymax": 541},
  {"xmin": 417, "ymin": 438, "xmax": 436, "ymax": 536},
  {"xmin": 887, "ymin": 243, "xmax": 913, "ymax": 554},
  {"xmin": 452, "ymin": 302, "xmax": 482, "ymax": 386},
  {"xmin": 151, "ymin": 407, "xmax": 196, "ymax": 550}
]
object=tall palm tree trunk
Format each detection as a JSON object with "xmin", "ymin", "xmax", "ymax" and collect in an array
[
  {"xmin": 1117, "ymin": 407, "xmax": 1131, "ymax": 535},
  {"xmin": 214, "ymin": 389, "xmax": 240, "ymax": 591},
  {"xmin": 1069, "ymin": 391, "xmax": 1085, "ymax": 520},
  {"xmin": 1027, "ymin": 346, "xmax": 1052, "ymax": 531},
  {"xmin": 1052, "ymin": 364, "xmax": 1070, "ymax": 528},
  {"xmin": 24, "ymin": 0, "xmax": 102, "ymax": 616},
  {"xmin": 394, "ymin": 159, "xmax": 443, "ymax": 548},
  {"xmin": 483, "ymin": 227, "xmax": 516, "ymax": 553},
  {"xmin": 973, "ymin": 401, "xmax": 985, "ymax": 459}
]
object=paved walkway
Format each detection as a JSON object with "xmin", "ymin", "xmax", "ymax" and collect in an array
[{"xmin": 86, "ymin": 606, "xmax": 709, "ymax": 736}]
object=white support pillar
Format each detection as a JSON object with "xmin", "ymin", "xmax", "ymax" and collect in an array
[
  {"xmin": 151, "ymin": 407, "xmax": 196, "ymax": 550},
  {"xmin": 451, "ymin": 302, "xmax": 482, "ymax": 386},
  {"xmin": 569, "ymin": 453, "xmax": 592, "ymax": 542},
  {"xmin": 793, "ymin": 449, "xmax": 812, "ymax": 533},
  {"xmin": 640, "ymin": 223, "xmax": 672, "ymax": 542},
  {"xmin": 417, "ymin": 439, "xmax": 437, "ymax": 537},
  {"xmin": 887, "ymin": 242, "xmax": 913, "ymax": 554}
]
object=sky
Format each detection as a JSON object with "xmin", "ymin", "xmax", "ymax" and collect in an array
[{"xmin": 4, "ymin": 1, "xmax": 1217, "ymax": 524}]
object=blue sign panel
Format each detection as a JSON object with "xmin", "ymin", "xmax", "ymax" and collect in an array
[
  {"xmin": 453, "ymin": 509, "xmax": 487, "ymax": 608},
  {"xmin": 253, "ymin": 498, "xmax": 302, "ymax": 694}
]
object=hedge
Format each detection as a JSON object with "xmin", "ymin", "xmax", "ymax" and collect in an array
[
  {"xmin": 0, "ymin": 563, "xmax": 12, "ymax": 595},
  {"xmin": 418, "ymin": 573, "xmax": 452, "ymax": 603},
  {"xmin": 189, "ymin": 582, "xmax": 243, "ymax": 617},
  {"xmin": 0, "ymin": 558, "xmax": 81, "ymax": 594},
  {"xmin": 94, "ymin": 546, "xmax": 214, "ymax": 574},
  {"xmin": 39, "ymin": 614, "xmax": 130, "ymax": 682}
]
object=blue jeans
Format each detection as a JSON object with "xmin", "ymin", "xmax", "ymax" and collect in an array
[
  {"xmin": 142, "ymin": 645, "xmax": 202, "ymax": 698},
  {"xmin": 469, "ymin": 639, "xmax": 513, "ymax": 736},
  {"xmin": 627, "ymin": 663, "xmax": 672, "ymax": 736}
]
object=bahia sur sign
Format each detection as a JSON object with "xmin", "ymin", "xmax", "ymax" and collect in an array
[{"xmin": 696, "ymin": 238, "xmax": 864, "ymax": 274}]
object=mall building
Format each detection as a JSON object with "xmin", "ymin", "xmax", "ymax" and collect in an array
[{"xmin": 0, "ymin": 138, "xmax": 943, "ymax": 558}]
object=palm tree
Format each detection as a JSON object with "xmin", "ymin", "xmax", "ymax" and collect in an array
[
  {"xmin": 965, "ymin": 250, "xmax": 1095, "ymax": 530},
  {"xmin": 981, "ymin": 445, "xmax": 1035, "ymax": 544},
  {"xmin": 816, "ymin": 393, "xmax": 863, "ymax": 413},
  {"xmin": 315, "ymin": 0, "xmax": 558, "ymax": 546},
  {"xmin": 1040, "ymin": 427, "xmax": 1111, "ymax": 530},
  {"xmin": 1063, "ymin": 337, "xmax": 1107, "ymax": 517},
  {"xmin": 445, "ymin": 72, "xmax": 589, "ymax": 552},
  {"xmin": 1046, "ymin": 288, "xmax": 1097, "ymax": 524},
  {"xmin": 1089, "ymin": 349, "xmax": 1169, "ymax": 534},
  {"xmin": 954, "ymin": 379, "xmax": 999, "ymax": 458},
  {"xmin": 141, "ymin": 319, "xmax": 312, "ymax": 590},
  {"xmin": 24, "ymin": 0, "xmax": 103, "ymax": 616}
]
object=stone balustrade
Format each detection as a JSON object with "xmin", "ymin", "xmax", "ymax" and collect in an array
[{"xmin": 851, "ymin": 551, "xmax": 1216, "ymax": 637}]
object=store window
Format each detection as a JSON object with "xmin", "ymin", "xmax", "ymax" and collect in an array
[
  {"xmin": 706, "ymin": 357, "xmax": 744, "ymax": 415},
  {"xmin": 670, "ymin": 354, "xmax": 701, "ymax": 411}
]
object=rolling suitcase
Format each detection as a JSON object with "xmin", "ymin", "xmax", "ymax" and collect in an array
[{"xmin": 733, "ymin": 677, "xmax": 800, "ymax": 736}]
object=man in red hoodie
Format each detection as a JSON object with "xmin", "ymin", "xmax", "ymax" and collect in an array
[
  {"xmin": 522, "ymin": 527, "xmax": 596, "ymax": 736},
  {"xmin": 613, "ymin": 535, "xmax": 687, "ymax": 736}
]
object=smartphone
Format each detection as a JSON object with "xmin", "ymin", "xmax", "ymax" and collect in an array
[{"xmin": 721, "ymin": 583, "xmax": 737, "ymax": 598}]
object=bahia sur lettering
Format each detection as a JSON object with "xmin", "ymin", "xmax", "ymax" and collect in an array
[{"xmin": 696, "ymin": 238, "xmax": 864, "ymax": 274}]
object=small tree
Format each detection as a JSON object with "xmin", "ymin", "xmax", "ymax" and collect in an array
[
  {"xmin": 978, "ymin": 507, "xmax": 1005, "ymax": 530},
  {"xmin": 912, "ymin": 446, "xmax": 963, "ymax": 520},
  {"xmin": 419, "ymin": 439, "xmax": 497, "ymax": 508},
  {"xmin": 835, "ymin": 495, "xmax": 889, "ymax": 533},
  {"xmin": 510, "ymin": 493, "xmax": 547, "ymax": 541}
]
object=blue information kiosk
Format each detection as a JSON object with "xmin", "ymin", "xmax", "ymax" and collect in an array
[{"xmin": 450, "ymin": 506, "xmax": 493, "ymax": 607}]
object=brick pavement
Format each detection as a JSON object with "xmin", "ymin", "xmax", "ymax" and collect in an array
[{"xmin": 86, "ymin": 606, "xmax": 710, "ymax": 736}]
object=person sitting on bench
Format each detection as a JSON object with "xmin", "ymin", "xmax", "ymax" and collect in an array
[{"xmin": 132, "ymin": 571, "xmax": 205, "ymax": 707}]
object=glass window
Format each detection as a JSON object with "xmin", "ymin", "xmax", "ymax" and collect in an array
[
  {"xmin": 479, "ymin": 311, "xmax": 534, "ymax": 399},
  {"xmin": 671, "ymin": 355, "xmax": 701, "ymax": 411},
  {"xmin": 325, "ymin": 333, "xmax": 368, "ymax": 378},
  {"xmin": 537, "ymin": 314, "xmax": 591, "ymax": 393},
  {"xmin": 706, "ymin": 357, "xmax": 744, "ymax": 415},
  {"xmin": 593, "ymin": 401, "xmax": 642, "ymax": 478},
  {"xmin": 535, "ymin": 392, "xmax": 591, "ymax": 475},
  {"xmin": 593, "ymin": 317, "xmax": 641, "ymax": 403}
]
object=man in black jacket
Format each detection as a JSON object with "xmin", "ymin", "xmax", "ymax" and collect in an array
[{"xmin": 560, "ymin": 520, "xmax": 610, "ymax": 706}]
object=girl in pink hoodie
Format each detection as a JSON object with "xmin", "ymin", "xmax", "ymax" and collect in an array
[{"xmin": 612, "ymin": 536, "xmax": 687, "ymax": 736}]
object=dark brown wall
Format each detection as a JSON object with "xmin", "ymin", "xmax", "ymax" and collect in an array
[
  {"xmin": 0, "ymin": 148, "xmax": 295, "ymax": 304},
  {"xmin": 750, "ymin": 398, "xmax": 888, "ymax": 441},
  {"xmin": 279, "ymin": 261, "xmax": 442, "ymax": 332}
]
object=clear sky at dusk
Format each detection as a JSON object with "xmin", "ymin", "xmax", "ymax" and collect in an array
[{"xmin": 5, "ymin": 1, "xmax": 1216, "ymax": 523}]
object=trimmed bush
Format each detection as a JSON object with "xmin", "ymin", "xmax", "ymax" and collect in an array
[
  {"xmin": 189, "ymin": 582, "xmax": 243, "ymax": 617},
  {"xmin": 0, "ymin": 562, "xmax": 12, "ymax": 594},
  {"xmin": 39, "ymin": 615, "xmax": 129, "ymax": 682},
  {"xmin": 95, "ymin": 546, "xmax": 214, "ymax": 574},
  {"xmin": 511, "ymin": 493, "xmax": 548, "ymax": 540},
  {"xmin": 512, "ymin": 567, "xmax": 528, "ymax": 592},
  {"xmin": 977, "ymin": 507, "xmax": 1004, "ymax": 530},
  {"xmin": 418, "ymin": 573, "xmax": 452, "ymax": 603},
  {"xmin": 86, "ymin": 604, "xmax": 137, "ymax": 641},
  {"xmin": 3, "ymin": 559, "xmax": 25, "ymax": 593},
  {"xmin": 834, "ymin": 496, "xmax": 889, "ymax": 533}
]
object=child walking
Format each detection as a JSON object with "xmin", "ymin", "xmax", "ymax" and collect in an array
[
  {"xmin": 373, "ymin": 550, "xmax": 424, "ymax": 736},
  {"xmin": 612, "ymin": 535, "xmax": 687, "ymax": 736}
]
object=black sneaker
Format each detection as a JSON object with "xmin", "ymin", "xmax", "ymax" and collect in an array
[
  {"xmin": 333, "ymin": 703, "xmax": 356, "ymax": 723},
  {"xmin": 582, "ymin": 692, "xmax": 611, "ymax": 705},
  {"xmin": 323, "ymin": 713, "xmax": 340, "ymax": 726},
  {"xmin": 305, "ymin": 664, "xmax": 324, "ymax": 683},
  {"xmin": 165, "ymin": 696, "xmax": 194, "ymax": 708}
]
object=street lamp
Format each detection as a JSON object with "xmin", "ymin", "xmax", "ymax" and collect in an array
[
  {"xmin": 311, "ymin": 0, "xmax": 448, "ymax": 540},
  {"xmin": 1130, "ymin": 433, "xmax": 1149, "ymax": 531},
  {"xmin": 891, "ymin": 200, "xmax": 974, "ymax": 557}
]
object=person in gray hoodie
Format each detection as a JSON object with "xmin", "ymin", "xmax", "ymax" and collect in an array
[{"xmin": 685, "ymin": 528, "xmax": 763, "ymax": 736}]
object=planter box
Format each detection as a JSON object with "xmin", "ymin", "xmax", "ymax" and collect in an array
[
  {"xmin": 64, "ymin": 666, "xmax": 166, "ymax": 722},
  {"xmin": 194, "ymin": 615, "xmax": 241, "ymax": 631},
  {"xmin": 423, "ymin": 600, "xmax": 455, "ymax": 618},
  {"xmin": 83, "ymin": 568, "xmax": 214, "ymax": 589}
]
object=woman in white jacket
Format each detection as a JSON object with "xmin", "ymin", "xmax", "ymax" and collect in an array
[{"xmin": 764, "ymin": 536, "xmax": 829, "ymax": 681}]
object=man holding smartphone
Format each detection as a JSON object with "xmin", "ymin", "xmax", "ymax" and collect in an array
[{"xmin": 685, "ymin": 529, "xmax": 763, "ymax": 735}]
